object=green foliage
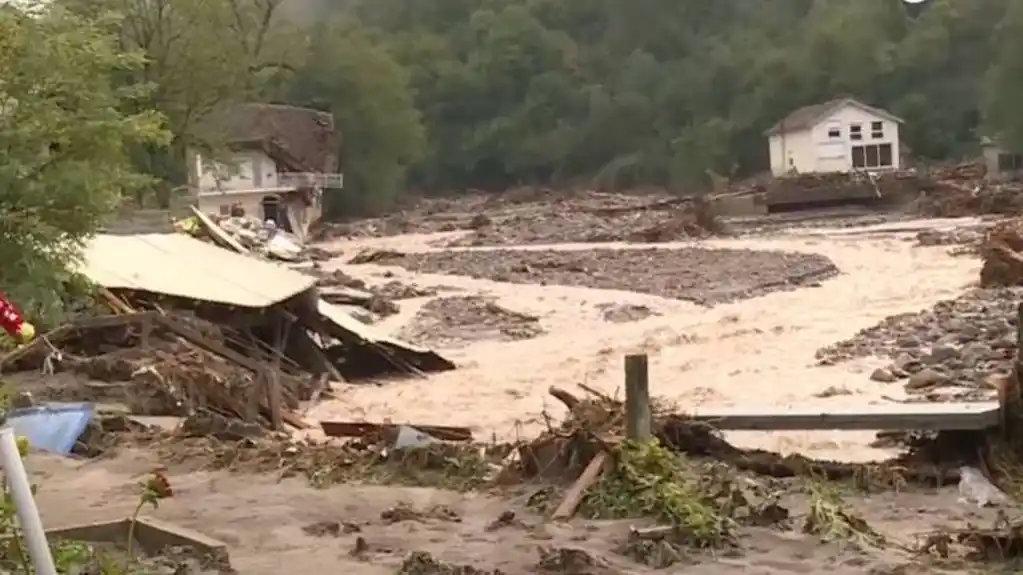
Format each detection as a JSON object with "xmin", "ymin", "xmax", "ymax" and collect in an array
[
  {"xmin": 984, "ymin": 0, "xmax": 1023, "ymax": 151},
  {"xmin": 582, "ymin": 441, "xmax": 736, "ymax": 548},
  {"xmin": 0, "ymin": 2, "xmax": 169, "ymax": 323},
  {"xmin": 284, "ymin": 19, "xmax": 426, "ymax": 216},
  {"xmin": 332, "ymin": 0, "xmax": 1014, "ymax": 199},
  {"xmin": 18, "ymin": 0, "xmax": 1023, "ymax": 220}
]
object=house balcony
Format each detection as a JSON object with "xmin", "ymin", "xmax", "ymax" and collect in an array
[{"xmin": 278, "ymin": 172, "xmax": 344, "ymax": 189}]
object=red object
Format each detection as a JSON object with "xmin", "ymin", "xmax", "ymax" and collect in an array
[{"xmin": 0, "ymin": 291, "xmax": 25, "ymax": 338}]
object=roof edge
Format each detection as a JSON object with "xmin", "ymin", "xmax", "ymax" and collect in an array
[{"xmin": 765, "ymin": 98, "xmax": 904, "ymax": 136}]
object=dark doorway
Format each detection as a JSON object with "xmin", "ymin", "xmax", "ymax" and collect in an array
[
  {"xmin": 261, "ymin": 195, "xmax": 281, "ymax": 226},
  {"xmin": 260, "ymin": 195, "xmax": 293, "ymax": 232}
]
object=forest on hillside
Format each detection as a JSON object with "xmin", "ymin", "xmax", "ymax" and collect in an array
[{"xmin": 14, "ymin": 0, "xmax": 1023, "ymax": 215}]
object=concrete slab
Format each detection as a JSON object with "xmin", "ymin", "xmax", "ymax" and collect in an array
[
  {"xmin": 46, "ymin": 516, "xmax": 229, "ymax": 566},
  {"xmin": 686, "ymin": 401, "xmax": 1001, "ymax": 431}
]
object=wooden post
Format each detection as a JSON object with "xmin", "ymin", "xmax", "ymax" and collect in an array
[
  {"xmin": 264, "ymin": 318, "xmax": 290, "ymax": 431},
  {"xmin": 625, "ymin": 354, "xmax": 652, "ymax": 442},
  {"xmin": 1003, "ymin": 302, "xmax": 1023, "ymax": 440}
]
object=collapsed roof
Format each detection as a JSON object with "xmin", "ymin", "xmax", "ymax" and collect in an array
[{"xmin": 205, "ymin": 103, "xmax": 340, "ymax": 174}]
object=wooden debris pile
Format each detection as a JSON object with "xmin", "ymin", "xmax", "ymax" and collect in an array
[
  {"xmin": 2, "ymin": 303, "xmax": 314, "ymax": 431},
  {"xmin": 911, "ymin": 180, "xmax": 1023, "ymax": 218},
  {"xmin": 980, "ymin": 218, "xmax": 1023, "ymax": 287},
  {"xmin": 931, "ymin": 161, "xmax": 987, "ymax": 181},
  {"xmin": 510, "ymin": 385, "xmax": 966, "ymax": 508},
  {"xmin": 766, "ymin": 171, "xmax": 885, "ymax": 207}
]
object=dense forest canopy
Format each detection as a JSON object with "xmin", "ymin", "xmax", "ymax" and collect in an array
[{"xmin": 13, "ymin": 0, "xmax": 1023, "ymax": 217}]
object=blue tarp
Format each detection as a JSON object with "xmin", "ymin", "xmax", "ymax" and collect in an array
[{"xmin": 7, "ymin": 403, "xmax": 93, "ymax": 455}]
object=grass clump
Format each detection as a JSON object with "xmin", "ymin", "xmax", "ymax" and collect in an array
[
  {"xmin": 581, "ymin": 440, "xmax": 736, "ymax": 548},
  {"xmin": 804, "ymin": 479, "xmax": 885, "ymax": 550}
]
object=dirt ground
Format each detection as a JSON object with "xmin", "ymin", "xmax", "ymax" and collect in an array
[
  {"xmin": 349, "ymin": 247, "xmax": 839, "ymax": 306},
  {"xmin": 27, "ymin": 450, "xmax": 1005, "ymax": 575}
]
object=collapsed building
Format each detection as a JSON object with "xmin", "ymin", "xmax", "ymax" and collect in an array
[{"xmin": 0, "ymin": 221, "xmax": 454, "ymax": 434}]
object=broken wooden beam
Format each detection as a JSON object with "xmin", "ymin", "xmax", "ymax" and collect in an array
[
  {"xmin": 319, "ymin": 421, "xmax": 472, "ymax": 442},
  {"xmin": 189, "ymin": 206, "xmax": 249, "ymax": 254},
  {"xmin": 551, "ymin": 451, "xmax": 609, "ymax": 521},
  {"xmin": 152, "ymin": 315, "xmax": 271, "ymax": 376},
  {"xmin": 0, "ymin": 311, "xmax": 158, "ymax": 371},
  {"xmin": 548, "ymin": 386, "xmax": 581, "ymax": 411}
]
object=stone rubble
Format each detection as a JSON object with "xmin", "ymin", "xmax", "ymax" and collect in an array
[{"xmin": 815, "ymin": 287, "xmax": 1023, "ymax": 402}]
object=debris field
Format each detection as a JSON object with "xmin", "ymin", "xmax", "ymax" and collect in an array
[
  {"xmin": 349, "ymin": 246, "xmax": 840, "ymax": 306},
  {"xmin": 397, "ymin": 295, "xmax": 545, "ymax": 348},
  {"xmin": 13, "ymin": 167, "xmax": 1023, "ymax": 573}
]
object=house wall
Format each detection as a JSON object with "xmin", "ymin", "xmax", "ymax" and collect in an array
[
  {"xmin": 768, "ymin": 130, "xmax": 813, "ymax": 176},
  {"xmin": 982, "ymin": 144, "xmax": 1023, "ymax": 174},
  {"xmin": 769, "ymin": 104, "xmax": 901, "ymax": 176},
  {"xmin": 809, "ymin": 104, "xmax": 901, "ymax": 173},
  {"xmin": 194, "ymin": 149, "xmax": 281, "ymax": 193}
]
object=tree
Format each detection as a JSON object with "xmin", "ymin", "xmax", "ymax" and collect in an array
[
  {"xmin": 984, "ymin": 0, "xmax": 1023, "ymax": 150},
  {"xmin": 284, "ymin": 20, "xmax": 425, "ymax": 215},
  {"xmin": 0, "ymin": 4, "xmax": 169, "ymax": 322},
  {"xmin": 61, "ymin": 0, "xmax": 303, "ymax": 206}
]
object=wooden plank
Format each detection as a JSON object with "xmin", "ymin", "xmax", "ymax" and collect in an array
[
  {"xmin": 319, "ymin": 421, "xmax": 473, "ymax": 442},
  {"xmin": 153, "ymin": 315, "xmax": 268, "ymax": 375},
  {"xmin": 624, "ymin": 354, "xmax": 651, "ymax": 441},
  {"xmin": 685, "ymin": 401, "xmax": 1001, "ymax": 431},
  {"xmin": 551, "ymin": 451, "xmax": 609, "ymax": 521},
  {"xmin": 189, "ymin": 205, "xmax": 248, "ymax": 254}
]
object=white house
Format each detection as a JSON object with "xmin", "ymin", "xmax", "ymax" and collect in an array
[
  {"xmin": 765, "ymin": 98, "xmax": 904, "ymax": 177},
  {"xmin": 980, "ymin": 136, "xmax": 1023, "ymax": 175},
  {"xmin": 188, "ymin": 103, "xmax": 343, "ymax": 242}
]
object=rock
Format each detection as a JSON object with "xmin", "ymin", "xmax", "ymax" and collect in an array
[
  {"xmin": 892, "ymin": 353, "xmax": 923, "ymax": 375},
  {"xmin": 905, "ymin": 368, "xmax": 950, "ymax": 392},
  {"xmin": 923, "ymin": 344, "xmax": 959, "ymax": 365},
  {"xmin": 869, "ymin": 368, "xmax": 898, "ymax": 383},
  {"xmin": 816, "ymin": 286, "xmax": 1023, "ymax": 403},
  {"xmin": 896, "ymin": 335, "xmax": 922, "ymax": 349}
]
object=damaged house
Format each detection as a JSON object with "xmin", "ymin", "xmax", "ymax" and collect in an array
[{"xmin": 188, "ymin": 104, "xmax": 344, "ymax": 243}]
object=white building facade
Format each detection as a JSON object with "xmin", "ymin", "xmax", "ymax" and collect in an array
[{"xmin": 766, "ymin": 98, "xmax": 903, "ymax": 177}]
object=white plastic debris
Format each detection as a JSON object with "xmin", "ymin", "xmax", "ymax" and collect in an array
[
  {"xmin": 958, "ymin": 466, "xmax": 1010, "ymax": 507},
  {"xmin": 266, "ymin": 232, "xmax": 302, "ymax": 261},
  {"xmin": 394, "ymin": 426, "xmax": 438, "ymax": 449}
]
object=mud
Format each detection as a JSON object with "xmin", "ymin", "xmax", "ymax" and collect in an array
[
  {"xmin": 351, "ymin": 247, "xmax": 840, "ymax": 306},
  {"xmin": 397, "ymin": 295, "xmax": 545, "ymax": 348},
  {"xmin": 28, "ymin": 448, "xmax": 1013, "ymax": 575}
]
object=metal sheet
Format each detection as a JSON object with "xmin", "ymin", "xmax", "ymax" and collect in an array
[
  {"xmin": 316, "ymin": 299, "xmax": 455, "ymax": 373},
  {"xmin": 8, "ymin": 403, "xmax": 94, "ymax": 455},
  {"xmin": 83, "ymin": 233, "xmax": 316, "ymax": 308}
]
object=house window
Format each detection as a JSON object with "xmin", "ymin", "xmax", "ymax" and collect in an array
[
  {"xmin": 827, "ymin": 127, "xmax": 841, "ymax": 139},
  {"xmin": 871, "ymin": 121, "xmax": 883, "ymax": 139},
  {"xmin": 998, "ymin": 153, "xmax": 1023, "ymax": 172},
  {"xmin": 849, "ymin": 124, "xmax": 862, "ymax": 141},
  {"xmin": 218, "ymin": 204, "xmax": 230, "ymax": 216},
  {"xmin": 851, "ymin": 143, "xmax": 894, "ymax": 169}
]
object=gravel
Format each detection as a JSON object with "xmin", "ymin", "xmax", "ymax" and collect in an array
[
  {"xmin": 351, "ymin": 247, "xmax": 839, "ymax": 306},
  {"xmin": 397, "ymin": 296, "xmax": 545, "ymax": 348},
  {"xmin": 815, "ymin": 287, "xmax": 1023, "ymax": 401}
]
